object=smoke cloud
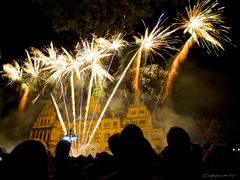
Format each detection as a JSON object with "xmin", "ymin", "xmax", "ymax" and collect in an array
[{"xmin": 0, "ymin": 92, "xmax": 49, "ymax": 152}]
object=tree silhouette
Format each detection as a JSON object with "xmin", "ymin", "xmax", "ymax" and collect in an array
[{"xmin": 33, "ymin": 0, "xmax": 185, "ymax": 38}]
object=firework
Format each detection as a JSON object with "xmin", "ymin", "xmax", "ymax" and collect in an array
[
  {"xmin": 40, "ymin": 35, "xmax": 125, "ymax": 155},
  {"xmin": 163, "ymin": 0, "xmax": 231, "ymax": 101},
  {"xmin": 18, "ymin": 83, "xmax": 29, "ymax": 111},
  {"xmin": 1, "ymin": 60, "xmax": 30, "ymax": 110},
  {"xmin": 139, "ymin": 64, "xmax": 168, "ymax": 102},
  {"xmin": 2, "ymin": 2, "xmax": 232, "ymax": 155},
  {"xmin": 2, "ymin": 60, "xmax": 23, "ymax": 84},
  {"xmin": 87, "ymin": 18, "xmax": 177, "ymax": 144},
  {"xmin": 83, "ymin": 34, "xmax": 128, "ymax": 144},
  {"xmin": 131, "ymin": 14, "xmax": 177, "ymax": 103},
  {"xmin": 1, "ymin": 17, "xmax": 176, "ymax": 154}
]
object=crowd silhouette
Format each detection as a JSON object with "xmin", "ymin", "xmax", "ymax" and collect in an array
[{"xmin": 0, "ymin": 124, "xmax": 239, "ymax": 180}]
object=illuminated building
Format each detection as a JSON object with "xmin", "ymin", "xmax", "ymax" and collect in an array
[{"xmin": 29, "ymin": 94, "xmax": 166, "ymax": 156}]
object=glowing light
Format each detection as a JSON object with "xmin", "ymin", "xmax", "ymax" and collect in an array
[
  {"xmin": 18, "ymin": 83, "xmax": 29, "ymax": 111},
  {"xmin": 63, "ymin": 129, "xmax": 77, "ymax": 142},
  {"xmin": 140, "ymin": 64, "xmax": 167, "ymax": 102},
  {"xmin": 2, "ymin": 60, "xmax": 22, "ymax": 84},
  {"xmin": 1, "ymin": 2, "xmax": 232, "ymax": 155},
  {"xmin": 131, "ymin": 14, "xmax": 177, "ymax": 102},
  {"xmin": 163, "ymin": 0, "xmax": 231, "ymax": 100}
]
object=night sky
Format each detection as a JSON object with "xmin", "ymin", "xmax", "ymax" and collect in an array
[{"xmin": 0, "ymin": 0, "xmax": 239, "ymax": 149}]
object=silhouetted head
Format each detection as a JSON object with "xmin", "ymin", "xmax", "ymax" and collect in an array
[
  {"xmin": 9, "ymin": 139, "xmax": 50, "ymax": 180},
  {"xmin": 167, "ymin": 127, "xmax": 191, "ymax": 152},
  {"xmin": 108, "ymin": 133, "xmax": 121, "ymax": 156},
  {"xmin": 120, "ymin": 124, "xmax": 155, "ymax": 158},
  {"xmin": 120, "ymin": 124, "xmax": 144, "ymax": 143},
  {"xmin": 119, "ymin": 124, "xmax": 158, "ymax": 178},
  {"xmin": 55, "ymin": 139, "xmax": 71, "ymax": 159}
]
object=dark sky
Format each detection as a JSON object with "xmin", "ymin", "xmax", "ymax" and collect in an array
[
  {"xmin": 0, "ymin": 0, "xmax": 239, "ymax": 148},
  {"xmin": 0, "ymin": 1, "xmax": 53, "ymax": 62}
]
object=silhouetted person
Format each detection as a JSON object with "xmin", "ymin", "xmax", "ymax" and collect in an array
[
  {"xmin": 55, "ymin": 139, "xmax": 71, "ymax": 160},
  {"xmin": 99, "ymin": 133, "xmax": 122, "ymax": 179},
  {"xmin": 6, "ymin": 139, "xmax": 53, "ymax": 180},
  {"xmin": 202, "ymin": 144, "xmax": 240, "ymax": 179},
  {"xmin": 86, "ymin": 151, "xmax": 114, "ymax": 179},
  {"xmin": 108, "ymin": 133, "xmax": 121, "ymax": 158},
  {"xmin": 119, "ymin": 124, "xmax": 159, "ymax": 179},
  {"xmin": 54, "ymin": 139, "xmax": 79, "ymax": 180},
  {"xmin": 159, "ymin": 127, "xmax": 202, "ymax": 180}
]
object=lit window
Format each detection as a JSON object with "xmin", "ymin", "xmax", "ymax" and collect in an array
[
  {"xmin": 131, "ymin": 111, "xmax": 136, "ymax": 115},
  {"xmin": 95, "ymin": 133, "xmax": 101, "ymax": 142},
  {"xmin": 139, "ymin": 120, "xmax": 146, "ymax": 125},
  {"xmin": 122, "ymin": 121, "xmax": 129, "ymax": 128},
  {"xmin": 104, "ymin": 122, "xmax": 110, "ymax": 129},
  {"xmin": 105, "ymin": 133, "xmax": 110, "ymax": 142},
  {"xmin": 113, "ymin": 121, "xmax": 118, "ymax": 128},
  {"xmin": 132, "ymin": 120, "xmax": 138, "ymax": 124},
  {"xmin": 139, "ymin": 110, "xmax": 145, "ymax": 114}
]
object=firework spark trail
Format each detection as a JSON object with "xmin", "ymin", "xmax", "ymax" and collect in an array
[
  {"xmin": 78, "ymin": 38, "xmax": 114, "ymax": 143},
  {"xmin": 23, "ymin": 47, "xmax": 51, "ymax": 104},
  {"xmin": 132, "ymin": 14, "xmax": 178, "ymax": 103},
  {"xmin": 76, "ymin": 57, "xmax": 93, "ymax": 145},
  {"xmin": 163, "ymin": 36, "xmax": 194, "ymax": 100},
  {"xmin": 87, "ymin": 49, "xmax": 140, "ymax": 144},
  {"xmin": 1, "ymin": 61, "xmax": 29, "ymax": 110},
  {"xmin": 70, "ymin": 72, "xmax": 76, "ymax": 134},
  {"xmin": 23, "ymin": 47, "xmax": 65, "ymax": 105},
  {"xmin": 83, "ymin": 34, "xmax": 128, "ymax": 144},
  {"xmin": 44, "ymin": 47, "xmax": 71, "ymax": 86},
  {"xmin": 1, "ymin": 22, "xmax": 175, "ymax": 153},
  {"xmin": 35, "ymin": 39, "xmax": 114, "ymax": 151},
  {"xmin": 50, "ymin": 93, "xmax": 67, "ymax": 135},
  {"xmin": 36, "ymin": 43, "xmax": 83, "ymax": 142},
  {"xmin": 1, "ymin": 34, "xmax": 124, "ymax": 142},
  {"xmin": 84, "ymin": 51, "xmax": 117, "ymax": 144},
  {"xmin": 133, "ymin": 49, "xmax": 143, "ymax": 102},
  {"xmin": 83, "ymin": 80, "xmax": 107, "ymax": 145},
  {"xmin": 78, "ymin": 82, "xmax": 84, "ymax": 145},
  {"xmin": 64, "ymin": 50, "xmax": 77, "ymax": 134},
  {"xmin": 18, "ymin": 83, "xmax": 29, "ymax": 111},
  {"xmin": 84, "ymin": 97, "xmax": 100, "ymax": 144},
  {"xmin": 81, "ymin": 61, "xmax": 106, "ymax": 144},
  {"xmin": 87, "ymin": 17, "xmax": 176, "ymax": 144},
  {"xmin": 25, "ymin": 45, "xmax": 68, "ymax": 104},
  {"xmin": 46, "ymin": 43, "xmax": 87, "ymax": 146},
  {"xmin": 163, "ymin": 0, "xmax": 231, "ymax": 101},
  {"xmin": 140, "ymin": 64, "xmax": 167, "ymax": 101},
  {"xmin": 46, "ymin": 45, "xmax": 85, "ymax": 146},
  {"xmin": 2, "ymin": 60, "xmax": 22, "ymax": 84},
  {"xmin": 80, "ymin": 36, "xmax": 124, "ymax": 144},
  {"xmin": 82, "ymin": 62, "xmax": 94, "ymax": 144},
  {"xmin": 24, "ymin": 50, "xmax": 42, "ymax": 85},
  {"xmin": 60, "ymin": 80, "xmax": 70, "ymax": 130}
]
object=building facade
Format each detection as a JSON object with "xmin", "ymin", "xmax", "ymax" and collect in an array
[{"xmin": 29, "ymin": 98, "xmax": 166, "ymax": 156}]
